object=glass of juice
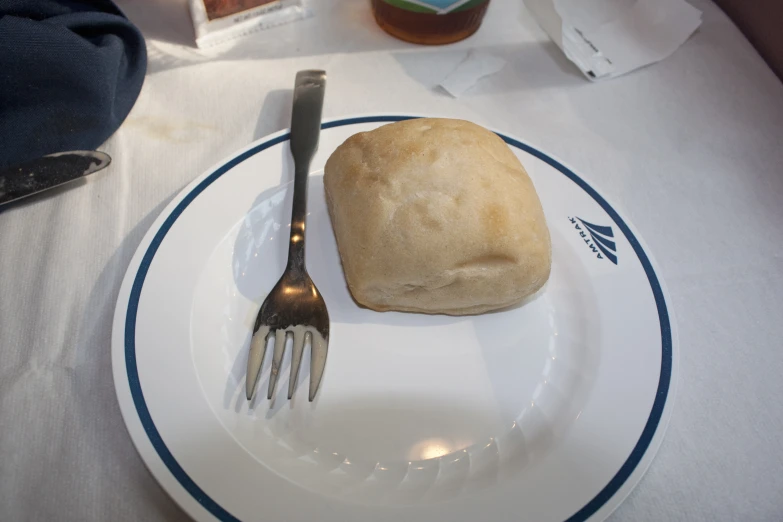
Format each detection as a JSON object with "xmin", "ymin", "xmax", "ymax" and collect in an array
[{"xmin": 371, "ymin": 0, "xmax": 491, "ymax": 45}]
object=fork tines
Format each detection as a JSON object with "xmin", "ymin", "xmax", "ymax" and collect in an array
[{"xmin": 246, "ymin": 325, "xmax": 328, "ymax": 402}]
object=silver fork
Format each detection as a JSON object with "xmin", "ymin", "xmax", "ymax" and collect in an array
[{"xmin": 246, "ymin": 70, "xmax": 330, "ymax": 402}]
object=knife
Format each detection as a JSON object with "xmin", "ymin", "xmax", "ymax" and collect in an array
[{"xmin": 0, "ymin": 151, "xmax": 111, "ymax": 208}]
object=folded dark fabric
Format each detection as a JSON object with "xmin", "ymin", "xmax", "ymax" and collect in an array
[{"xmin": 0, "ymin": 0, "xmax": 147, "ymax": 167}]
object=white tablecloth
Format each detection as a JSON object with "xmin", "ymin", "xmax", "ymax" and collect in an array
[{"xmin": 2, "ymin": 0, "xmax": 782, "ymax": 520}]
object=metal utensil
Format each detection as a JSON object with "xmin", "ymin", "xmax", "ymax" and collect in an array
[
  {"xmin": 0, "ymin": 151, "xmax": 111, "ymax": 208},
  {"xmin": 246, "ymin": 70, "xmax": 330, "ymax": 402}
]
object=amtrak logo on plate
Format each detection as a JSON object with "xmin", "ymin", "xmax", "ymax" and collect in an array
[{"xmin": 569, "ymin": 216, "xmax": 618, "ymax": 265}]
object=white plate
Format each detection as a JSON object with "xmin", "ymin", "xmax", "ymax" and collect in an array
[{"xmin": 112, "ymin": 116, "xmax": 677, "ymax": 522}]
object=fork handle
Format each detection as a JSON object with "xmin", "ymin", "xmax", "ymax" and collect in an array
[{"xmin": 287, "ymin": 70, "xmax": 326, "ymax": 272}]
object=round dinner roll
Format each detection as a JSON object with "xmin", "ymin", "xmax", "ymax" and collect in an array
[{"xmin": 323, "ymin": 118, "xmax": 551, "ymax": 315}]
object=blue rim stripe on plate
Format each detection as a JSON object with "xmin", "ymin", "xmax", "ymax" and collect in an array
[
  {"xmin": 497, "ymin": 134, "xmax": 672, "ymax": 521},
  {"xmin": 125, "ymin": 116, "xmax": 672, "ymax": 522}
]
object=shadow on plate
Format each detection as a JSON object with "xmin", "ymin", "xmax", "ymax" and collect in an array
[{"xmin": 210, "ymin": 391, "xmax": 578, "ymax": 505}]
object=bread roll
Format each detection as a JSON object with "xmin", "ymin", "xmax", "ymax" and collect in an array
[{"xmin": 323, "ymin": 118, "xmax": 551, "ymax": 315}]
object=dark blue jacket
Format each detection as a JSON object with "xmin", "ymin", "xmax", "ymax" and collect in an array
[{"xmin": 0, "ymin": 0, "xmax": 147, "ymax": 166}]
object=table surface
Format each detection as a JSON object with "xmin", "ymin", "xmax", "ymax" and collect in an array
[{"xmin": 2, "ymin": 0, "xmax": 782, "ymax": 520}]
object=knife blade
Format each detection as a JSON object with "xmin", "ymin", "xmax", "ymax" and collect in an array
[{"xmin": 0, "ymin": 151, "xmax": 111, "ymax": 208}]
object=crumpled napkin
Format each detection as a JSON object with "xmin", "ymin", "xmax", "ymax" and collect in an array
[
  {"xmin": 525, "ymin": 0, "xmax": 702, "ymax": 80},
  {"xmin": 437, "ymin": 50, "xmax": 507, "ymax": 97}
]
